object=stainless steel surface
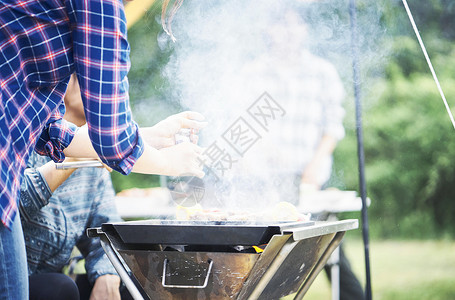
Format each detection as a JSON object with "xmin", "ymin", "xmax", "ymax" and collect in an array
[
  {"xmin": 293, "ymin": 232, "xmax": 346, "ymax": 300},
  {"xmin": 329, "ymin": 246, "xmax": 341, "ymax": 300},
  {"xmin": 120, "ymin": 250, "xmax": 259, "ymax": 299},
  {"xmin": 236, "ymin": 234, "xmax": 291, "ymax": 299},
  {"xmin": 101, "ymin": 219, "xmax": 315, "ymax": 246},
  {"xmin": 247, "ymin": 233, "xmax": 338, "ymax": 299},
  {"xmin": 89, "ymin": 219, "xmax": 359, "ymax": 300},
  {"xmin": 55, "ymin": 160, "xmax": 103, "ymax": 169},
  {"xmin": 161, "ymin": 258, "xmax": 213, "ymax": 289},
  {"xmin": 285, "ymin": 219, "xmax": 358, "ymax": 241},
  {"xmin": 99, "ymin": 235, "xmax": 144, "ymax": 300}
]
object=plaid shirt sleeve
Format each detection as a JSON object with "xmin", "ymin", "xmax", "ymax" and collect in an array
[
  {"xmin": 35, "ymin": 102, "xmax": 78, "ymax": 162},
  {"xmin": 66, "ymin": 0, "xmax": 144, "ymax": 174}
]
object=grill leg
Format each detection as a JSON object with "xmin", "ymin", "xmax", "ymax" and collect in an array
[
  {"xmin": 293, "ymin": 231, "xmax": 345, "ymax": 300},
  {"xmin": 99, "ymin": 235, "xmax": 145, "ymax": 300},
  {"xmin": 329, "ymin": 246, "xmax": 340, "ymax": 300}
]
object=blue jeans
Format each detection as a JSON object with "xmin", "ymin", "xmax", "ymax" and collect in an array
[{"xmin": 0, "ymin": 214, "xmax": 28, "ymax": 300}]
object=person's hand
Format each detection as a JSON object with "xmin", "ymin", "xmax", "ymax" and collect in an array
[
  {"xmin": 159, "ymin": 142, "xmax": 205, "ymax": 178},
  {"xmin": 89, "ymin": 274, "xmax": 121, "ymax": 300},
  {"xmin": 140, "ymin": 111, "xmax": 207, "ymax": 149},
  {"xmin": 97, "ymin": 157, "xmax": 113, "ymax": 172}
]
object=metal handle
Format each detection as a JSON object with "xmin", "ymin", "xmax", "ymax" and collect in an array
[
  {"xmin": 99, "ymin": 235, "xmax": 146, "ymax": 300},
  {"xmin": 161, "ymin": 258, "xmax": 213, "ymax": 289},
  {"xmin": 55, "ymin": 160, "xmax": 104, "ymax": 169}
]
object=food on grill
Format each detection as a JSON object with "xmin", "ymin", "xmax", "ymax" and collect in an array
[{"xmin": 177, "ymin": 201, "xmax": 310, "ymax": 222}]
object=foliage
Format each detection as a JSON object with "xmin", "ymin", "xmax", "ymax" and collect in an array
[{"xmin": 333, "ymin": 0, "xmax": 455, "ymax": 238}]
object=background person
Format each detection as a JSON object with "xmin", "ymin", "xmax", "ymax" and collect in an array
[
  {"xmin": 21, "ymin": 152, "xmax": 129, "ymax": 300},
  {"xmin": 233, "ymin": 8, "xmax": 365, "ymax": 300},
  {"xmin": 20, "ymin": 75, "xmax": 135, "ymax": 300}
]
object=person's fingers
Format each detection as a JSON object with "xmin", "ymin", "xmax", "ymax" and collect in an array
[
  {"xmin": 180, "ymin": 111, "xmax": 205, "ymax": 121},
  {"xmin": 190, "ymin": 134, "xmax": 199, "ymax": 144},
  {"xmin": 96, "ymin": 158, "xmax": 113, "ymax": 172},
  {"xmin": 103, "ymin": 164, "xmax": 113, "ymax": 172},
  {"xmin": 176, "ymin": 111, "xmax": 207, "ymax": 130},
  {"xmin": 159, "ymin": 137, "xmax": 175, "ymax": 148},
  {"xmin": 191, "ymin": 167, "xmax": 205, "ymax": 178},
  {"xmin": 179, "ymin": 118, "xmax": 208, "ymax": 130},
  {"xmin": 196, "ymin": 170, "xmax": 205, "ymax": 178},
  {"xmin": 183, "ymin": 145, "xmax": 205, "ymax": 177},
  {"xmin": 192, "ymin": 144, "xmax": 204, "ymax": 154}
]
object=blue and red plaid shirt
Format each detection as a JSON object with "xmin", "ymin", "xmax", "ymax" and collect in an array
[{"xmin": 0, "ymin": 0, "xmax": 144, "ymax": 229}]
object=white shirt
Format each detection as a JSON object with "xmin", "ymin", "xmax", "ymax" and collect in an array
[{"xmin": 239, "ymin": 50, "xmax": 345, "ymax": 185}]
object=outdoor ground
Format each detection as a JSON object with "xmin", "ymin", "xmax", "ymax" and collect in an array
[
  {"xmin": 290, "ymin": 238, "xmax": 455, "ymax": 300},
  {"xmin": 70, "ymin": 237, "xmax": 455, "ymax": 299}
]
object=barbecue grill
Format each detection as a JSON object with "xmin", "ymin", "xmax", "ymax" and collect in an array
[{"xmin": 88, "ymin": 219, "xmax": 358, "ymax": 300}]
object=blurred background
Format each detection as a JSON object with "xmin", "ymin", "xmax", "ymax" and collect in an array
[{"xmin": 112, "ymin": 0, "xmax": 455, "ymax": 298}]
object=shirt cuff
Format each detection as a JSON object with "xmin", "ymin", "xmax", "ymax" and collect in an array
[
  {"xmin": 86, "ymin": 256, "xmax": 118, "ymax": 284},
  {"xmin": 35, "ymin": 119, "xmax": 78, "ymax": 163},
  {"xmin": 104, "ymin": 126, "xmax": 145, "ymax": 175},
  {"xmin": 22, "ymin": 168, "xmax": 52, "ymax": 210}
]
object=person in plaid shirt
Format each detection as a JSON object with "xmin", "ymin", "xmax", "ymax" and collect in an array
[
  {"xmin": 20, "ymin": 75, "xmax": 132, "ymax": 299},
  {"xmin": 0, "ymin": 0, "xmax": 200, "ymax": 298}
]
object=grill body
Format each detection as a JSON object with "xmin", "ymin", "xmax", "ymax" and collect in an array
[{"xmin": 88, "ymin": 219, "xmax": 358, "ymax": 300}]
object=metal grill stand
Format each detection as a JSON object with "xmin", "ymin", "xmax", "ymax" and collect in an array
[{"xmin": 88, "ymin": 219, "xmax": 358, "ymax": 300}]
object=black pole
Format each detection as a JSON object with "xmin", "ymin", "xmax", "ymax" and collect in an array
[{"xmin": 348, "ymin": 0, "xmax": 372, "ymax": 299}]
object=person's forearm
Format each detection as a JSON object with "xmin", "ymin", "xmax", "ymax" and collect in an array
[
  {"xmin": 311, "ymin": 135, "xmax": 337, "ymax": 166},
  {"xmin": 63, "ymin": 127, "xmax": 167, "ymax": 174},
  {"xmin": 130, "ymin": 144, "xmax": 167, "ymax": 174},
  {"xmin": 37, "ymin": 161, "xmax": 76, "ymax": 193},
  {"xmin": 63, "ymin": 125, "xmax": 203, "ymax": 177},
  {"xmin": 301, "ymin": 135, "xmax": 338, "ymax": 187},
  {"xmin": 63, "ymin": 126, "xmax": 99, "ymax": 159}
]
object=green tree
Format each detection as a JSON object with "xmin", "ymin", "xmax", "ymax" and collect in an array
[{"xmin": 334, "ymin": 0, "xmax": 455, "ymax": 238}]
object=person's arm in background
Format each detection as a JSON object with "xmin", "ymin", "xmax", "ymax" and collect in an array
[
  {"xmin": 301, "ymin": 62, "xmax": 346, "ymax": 189},
  {"xmin": 19, "ymin": 156, "xmax": 76, "ymax": 220},
  {"xmin": 301, "ymin": 135, "xmax": 338, "ymax": 189},
  {"xmin": 36, "ymin": 159, "xmax": 77, "ymax": 193},
  {"xmin": 76, "ymin": 169, "xmax": 123, "ymax": 300}
]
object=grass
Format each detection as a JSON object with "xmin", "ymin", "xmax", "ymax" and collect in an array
[
  {"xmin": 288, "ymin": 238, "xmax": 455, "ymax": 300},
  {"xmin": 68, "ymin": 236, "xmax": 455, "ymax": 299}
]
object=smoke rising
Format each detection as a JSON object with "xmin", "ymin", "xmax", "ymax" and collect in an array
[{"xmin": 160, "ymin": 0, "xmax": 389, "ymax": 210}]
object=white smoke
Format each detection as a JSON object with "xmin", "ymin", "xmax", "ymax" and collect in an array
[{"xmin": 160, "ymin": 0, "xmax": 388, "ymax": 210}]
